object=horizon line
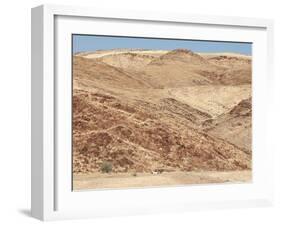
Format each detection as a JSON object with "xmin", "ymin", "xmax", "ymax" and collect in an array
[{"xmin": 73, "ymin": 48, "xmax": 252, "ymax": 57}]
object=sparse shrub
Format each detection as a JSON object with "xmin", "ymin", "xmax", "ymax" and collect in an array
[
  {"xmin": 132, "ymin": 172, "xmax": 137, "ymax": 177},
  {"xmin": 100, "ymin": 161, "xmax": 113, "ymax": 173}
]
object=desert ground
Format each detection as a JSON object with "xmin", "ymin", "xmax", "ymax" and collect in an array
[
  {"xmin": 72, "ymin": 48, "xmax": 252, "ymax": 190},
  {"xmin": 73, "ymin": 170, "xmax": 251, "ymax": 190}
]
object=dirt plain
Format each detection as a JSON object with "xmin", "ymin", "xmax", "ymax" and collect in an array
[
  {"xmin": 73, "ymin": 170, "xmax": 251, "ymax": 190},
  {"xmin": 72, "ymin": 48, "xmax": 252, "ymax": 190}
]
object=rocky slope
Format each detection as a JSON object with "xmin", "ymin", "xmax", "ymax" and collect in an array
[
  {"xmin": 72, "ymin": 49, "xmax": 252, "ymax": 174},
  {"xmin": 203, "ymin": 98, "xmax": 252, "ymax": 151}
]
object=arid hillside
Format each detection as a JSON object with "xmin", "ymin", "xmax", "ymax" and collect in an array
[{"xmin": 72, "ymin": 49, "xmax": 252, "ymax": 178}]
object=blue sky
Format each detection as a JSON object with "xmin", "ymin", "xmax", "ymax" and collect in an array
[{"xmin": 73, "ymin": 34, "xmax": 252, "ymax": 55}]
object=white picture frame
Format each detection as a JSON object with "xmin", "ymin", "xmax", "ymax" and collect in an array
[{"xmin": 31, "ymin": 4, "xmax": 274, "ymax": 221}]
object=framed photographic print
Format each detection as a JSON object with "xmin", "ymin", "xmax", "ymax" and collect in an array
[{"xmin": 31, "ymin": 4, "xmax": 274, "ymax": 221}]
